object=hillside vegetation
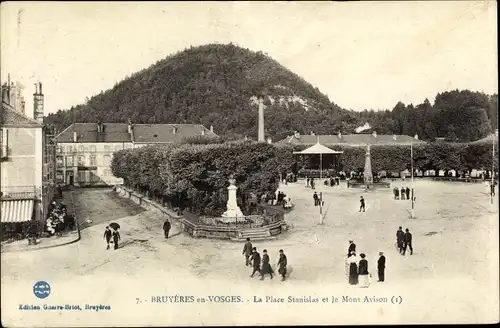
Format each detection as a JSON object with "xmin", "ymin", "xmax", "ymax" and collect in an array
[{"xmin": 45, "ymin": 43, "xmax": 497, "ymax": 142}]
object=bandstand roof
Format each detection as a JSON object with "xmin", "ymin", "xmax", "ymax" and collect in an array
[{"xmin": 293, "ymin": 142, "xmax": 343, "ymax": 155}]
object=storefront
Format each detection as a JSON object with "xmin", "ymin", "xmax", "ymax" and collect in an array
[{"xmin": 0, "ymin": 199, "xmax": 36, "ymax": 240}]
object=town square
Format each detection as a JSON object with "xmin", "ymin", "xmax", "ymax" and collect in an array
[{"xmin": 1, "ymin": 1, "xmax": 498, "ymax": 326}]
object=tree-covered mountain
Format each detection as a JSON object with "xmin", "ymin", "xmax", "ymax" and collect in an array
[
  {"xmin": 45, "ymin": 43, "xmax": 363, "ymax": 141},
  {"xmin": 45, "ymin": 43, "xmax": 497, "ymax": 142}
]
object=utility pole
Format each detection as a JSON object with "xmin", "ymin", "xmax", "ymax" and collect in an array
[{"xmin": 411, "ymin": 141, "xmax": 416, "ymax": 218}]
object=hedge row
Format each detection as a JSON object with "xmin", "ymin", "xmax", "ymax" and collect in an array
[
  {"xmin": 111, "ymin": 140, "xmax": 497, "ymax": 216},
  {"xmin": 111, "ymin": 141, "xmax": 295, "ymax": 216}
]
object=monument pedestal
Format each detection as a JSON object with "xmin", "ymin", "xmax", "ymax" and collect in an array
[{"xmin": 221, "ymin": 179, "xmax": 244, "ymax": 222}]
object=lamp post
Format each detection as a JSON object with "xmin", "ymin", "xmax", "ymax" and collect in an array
[{"xmin": 410, "ymin": 140, "xmax": 415, "ymax": 218}]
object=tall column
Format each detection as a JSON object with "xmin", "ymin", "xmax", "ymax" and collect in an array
[
  {"xmin": 258, "ymin": 97, "xmax": 265, "ymax": 142},
  {"xmin": 364, "ymin": 145, "xmax": 373, "ymax": 185}
]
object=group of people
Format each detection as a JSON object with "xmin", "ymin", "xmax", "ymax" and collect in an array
[
  {"xmin": 305, "ymin": 177, "xmax": 316, "ymax": 189},
  {"xmin": 393, "ymin": 187, "xmax": 412, "ymax": 200},
  {"xmin": 396, "ymin": 226, "xmax": 413, "ymax": 255},
  {"xmin": 324, "ymin": 176, "xmax": 341, "ymax": 187},
  {"xmin": 103, "ymin": 226, "xmax": 121, "ymax": 250},
  {"xmin": 46, "ymin": 201, "xmax": 76, "ymax": 237},
  {"xmin": 345, "ymin": 240, "xmax": 386, "ymax": 287},
  {"xmin": 242, "ymin": 238, "xmax": 288, "ymax": 281},
  {"xmin": 260, "ymin": 191, "xmax": 293, "ymax": 209}
]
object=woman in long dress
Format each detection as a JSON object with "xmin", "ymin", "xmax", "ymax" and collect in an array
[
  {"xmin": 348, "ymin": 252, "xmax": 359, "ymax": 285},
  {"xmin": 358, "ymin": 253, "xmax": 370, "ymax": 288}
]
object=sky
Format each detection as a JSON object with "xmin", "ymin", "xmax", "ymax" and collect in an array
[{"xmin": 1, "ymin": 1, "xmax": 497, "ymax": 118}]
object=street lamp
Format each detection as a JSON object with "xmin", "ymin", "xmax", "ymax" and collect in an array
[{"xmin": 410, "ymin": 136, "xmax": 416, "ymax": 218}]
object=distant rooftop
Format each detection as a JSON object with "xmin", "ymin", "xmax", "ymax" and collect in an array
[
  {"xmin": 277, "ymin": 131, "xmax": 425, "ymax": 146},
  {"xmin": 54, "ymin": 122, "xmax": 218, "ymax": 143}
]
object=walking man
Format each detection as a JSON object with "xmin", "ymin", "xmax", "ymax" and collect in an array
[
  {"xmin": 310, "ymin": 177, "xmax": 315, "ymax": 190},
  {"xmin": 249, "ymin": 247, "xmax": 262, "ymax": 278},
  {"xmin": 103, "ymin": 226, "xmax": 112, "ymax": 250},
  {"xmin": 313, "ymin": 192, "xmax": 319, "ymax": 206},
  {"xmin": 260, "ymin": 249, "xmax": 274, "ymax": 280},
  {"xmin": 277, "ymin": 249, "xmax": 288, "ymax": 281},
  {"xmin": 306, "ymin": 177, "xmax": 310, "ymax": 188},
  {"xmin": 396, "ymin": 226, "xmax": 404, "ymax": 254},
  {"xmin": 403, "ymin": 228, "xmax": 413, "ymax": 255},
  {"xmin": 163, "ymin": 219, "xmax": 172, "ymax": 239},
  {"xmin": 406, "ymin": 187, "xmax": 411, "ymax": 201},
  {"xmin": 359, "ymin": 196, "xmax": 365, "ymax": 212},
  {"xmin": 401, "ymin": 187, "xmax": 406, "ymax": 200},
  {"xmin": 377, "ymin": 252, "xmax": 386, "ymax": 282},
  {"xmin": 112, "ymin": 229, "xmax": 121, "ymax": 250},
  {"xmin": 242, "ymin": 238, "xmax": 253, "ymax": 266}
]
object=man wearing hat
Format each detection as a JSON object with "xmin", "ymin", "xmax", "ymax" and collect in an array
[
  {"xmin": 377, "ymin": 252, "xmax": 386, "ymax": 282},
  {"xmin": 249, "ymin": 247, "xmax": 262, "ymax": 278}
]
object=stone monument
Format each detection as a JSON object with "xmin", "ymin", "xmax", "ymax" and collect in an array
[
  {"xmin": 221, "ymin": 176, "xmax": 244, "ymax": 220},
  {"xmin": 364, "ymin": 145, "xmax": 374, "ymax": 186}
]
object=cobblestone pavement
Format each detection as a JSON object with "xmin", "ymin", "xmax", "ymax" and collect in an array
[{"xmin": 1, "ymin": 181, "xmax": 498, "ymax": 326}]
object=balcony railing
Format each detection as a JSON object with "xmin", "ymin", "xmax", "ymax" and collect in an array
[{"xmin": 0, "ymin": 186, "xmax": 39, "ymax": 200}]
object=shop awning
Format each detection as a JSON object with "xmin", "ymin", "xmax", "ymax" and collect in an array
[{"xmin": 1, "ymin": 200, "xmax": 34, "ymax": 223}]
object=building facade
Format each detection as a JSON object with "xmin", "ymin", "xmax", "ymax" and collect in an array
[
  {"xmin": 54, "ymin": 122, "xmax": 217, "ymax": 186},
  {"xmin": 1, "ymin": 82, "xmax": 55, "ymax": 234}
]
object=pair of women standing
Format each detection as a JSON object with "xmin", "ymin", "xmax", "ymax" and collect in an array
[{"xmin": 346, "ymin": 252, "xmax": 370, "ymax": 287}]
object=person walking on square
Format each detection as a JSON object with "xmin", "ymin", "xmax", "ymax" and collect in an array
[
  {"xmin": 260, "ymin": 249, "xmax": 274, "ymax": 280},
  {"xmin": 405, "ymin": 187, "xmax": 411, "ymax": 201},
  {"xmin": 403, "ymin": 228, "xmax": 413, "ymax": 255},
  {"xmin": 163, "ymin": 219, "xmax": 171, "ymax": 239},
  {"xmin": 358, "ymin": 253, "xmax": 370, "ymax": 288},
  {"xmin": 112, "ymin": 229, "xmax": 121, "ymax": 250},
  {"xmin": 310, "ymin": 177, "xmax": 315, "ymax": 189},
  {"xmin": 103, "ymin": 226, "xmax": 112, "ymax": 250},
  {"xmin": 249, "ymin": 248, "xmax": 262, "ymax": 277},
  {"xmin": 359, "ymin": 196, "xmax": 365, "ymax": 212},
  {"xmin": 277, "ymin": 249, "xmax": 288, "ymax": 281},
  {"xmin": 396, "ymin": 226, "xmax": 404, "ymax": 254},
  {"xmin": 306, "ymin": 177, "xmax": 310, "ymax": 188},
  {"xmin": 377, "ymin": 252, "xmax": 386, "ymax": 282},
  {"xmin": 313, "ymin": 192, "xmax": 319, "ymax": 206},
  {"xmin": 393, "ymin": 187, "xmax": 399, "ymax": 200},
  {"xmin": 347, "ymin": 240, "xmax": 356, "ymax": 256},
  {"xmin": 242, "ymin": 238, "xmax": 253, "ymax": 266},
  {"xmin": 400, "ymin": 187, "xmax": 406, "ymax": 200},
  {"xmin": 348, "ymin": 252, "xmax": 359, "ymax": 285}
]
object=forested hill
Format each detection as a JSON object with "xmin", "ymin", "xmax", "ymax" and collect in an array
[
  {"xmin": 45, "ymin": 43, "xmax": 362, "ymax": 140},
  {"xmin": 45, "ymin": 43, "xmax": 497, "ymax": 142}
]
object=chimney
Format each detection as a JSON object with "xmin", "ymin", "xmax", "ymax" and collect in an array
[
  {"xmin": 33, "ymin": 81, "xmax": 44, "ymax": 123},
  {"xmin": 338, "ymin": 131, "xmax": 342, "ymax": 139},
  {"xmin": 73, "ymin": 131, "xmax": 78, "ymax": 142},
  {"xmin": 414, "ymin": 134, "xmax": 419, "ymax": 140},
  {"xmin": 372, "ymin": 130, "xmax": 377, "ymax": 138},
  {"xmin": 201, "ymin": 128, "xmax": 206, "ymax": 136},
  {"xmin": 258, "ymin": 97, "xmax": 265, "ymax": 142},
  {"xmin": 127, "ymin": 119, "xmax": 133, "ymax": 134},
  {"xmin": 294, "ymin": 131, "xmax": 301, "ymax": 139},
  {"xmin": 393, "ymin": 134, "xmax": 397, "ymax": 141},
  {"xmin": 310, "ymin": 131, "xmax": 315, "ymax": 136},
  {"xmin": 267, "ymin": 137, "xmax": 272, "ymax": 144},
  {"xmin": 172, "ymin": 126, "xmax": 177, "ymax": 134},
  {"xmin": 210, "ymin": 125, "xmax": 214, "ymax": 133}
]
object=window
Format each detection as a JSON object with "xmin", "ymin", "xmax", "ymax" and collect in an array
[
  {"xmin": 0, "ymin": 129, "xmax": 10, "ymax": 160},
  {"xmin": 77, "ymin": 155, "xmax": 85, "ymax": 166},
  {"xmin": 104, "ymin": 145, "xmax": 110, "ymax": 152},
  {"xmin": 66, "ymin": 156, "xmax": 74, "ymax": 167},
  {"xmin": 56, "ymin": 156, "xmax": 64, "ymax": 165},
  {"xmin": 79, "ymin": 145, "xmax": 84, "ymax": 152},
  {"xmin": 103, "ymin": 155, "xmax": 111, "ymax": 166},
  {"xmin": 60, "ymin": 145, "xmax": 65, "ymax": 153},
  {"xmin": 90, "ymin": 145, "xmax": 96, "ymax": 152},
  {"xmin": 90, "ymin": 155, "xmax": 96, "ymax": 166},
  {"xmin": 104, "ymin": 169, "xmax": 112, "ymax": 176}
]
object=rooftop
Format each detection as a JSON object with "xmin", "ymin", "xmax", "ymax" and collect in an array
[
  {"xmin": 278, "ymin": 132, "xmax": 426, "ymax": 146},
  {"xmin": 1, "ymin": 102, "xmax": 42, "ymax": 128},
  {"xmin": 54, "ymin": 123, "xmax": 218, "ymax": 143}
]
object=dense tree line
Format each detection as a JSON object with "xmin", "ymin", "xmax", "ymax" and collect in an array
[
  {"xmin": 112, "ymin": 139, "xmax": 497, "ymax": 216},
  {"xmin": 45, "ymin": 44, "xmax": 497, "ymax": 142}
]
